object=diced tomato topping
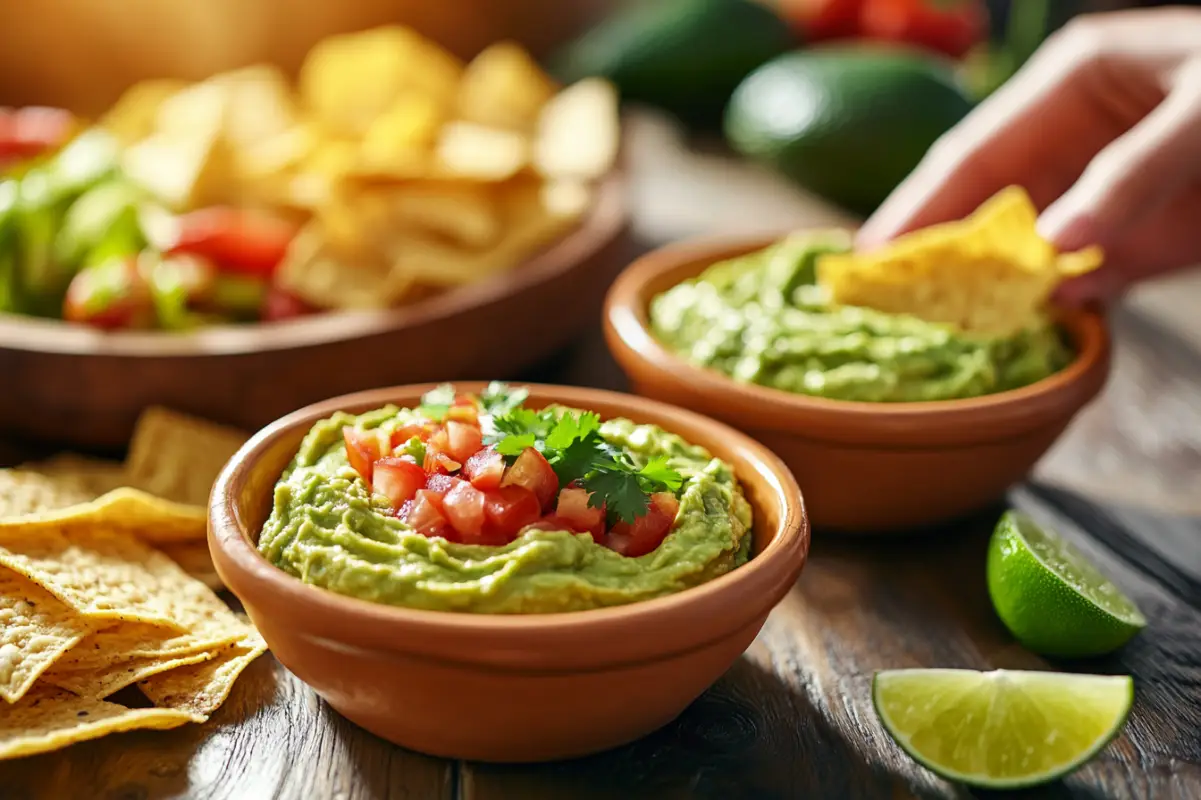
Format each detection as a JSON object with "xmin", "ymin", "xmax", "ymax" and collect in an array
[
  {"xmin": 462, "ymin": 446, "xmax": 505, "ymax": 490},
  {"xmin": 482, "ymin": 486, "xmax": 542, "ymax": 541},
  {"xmin": 62, "ymin": 257, "xmax": 156, "ymax": 330},
  {"xmin": 343, "ymin": 427, "xmax": 385, "ymax": 483},
  {"xmin": 423, "ymin": 473, "xmax": 462, "ymax": 498},
  {"xmin": 604, "ymin": 493, "xmax": 680, "ymax": 558},
  {"xmin": 167, "ymin": 206, "xmax": 298, "ymax": 278},
  {"xmin": 371, "ymin": 457, "xmax": 426, "ymax": 510},
  {"xmin": 403, "ymin": 490, "xmax": 454, "ymax": 540},
  {"xmin": 554, "ymin": 488, "xmax": 606, "ymax": 543},
  {"xmin": 442, "ymin": 481, "xmax": 487, "ymax": 540},
  {"xmin": 0, "ymin": 106, "xmax": 74, "ymax": 163},
  {"xmin": 261, "ymin": 285, "xmax": 316, "ymax": 322},
  {"xmin": 390, "ymin": 423, "xmax": 435, "ymax": 449},
  {"xmin": 444, "ymin": 420, "xmax": 484, "ymax": 463},
  {"xmin": 446, "ymin": 404, "xmax": 479, "ymax": 426},
  {"xmin": 501, "ymin": 448, "xmax": 559, "ymax": 511}
]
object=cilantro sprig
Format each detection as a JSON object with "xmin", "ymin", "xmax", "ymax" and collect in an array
[{"xmin": 482, "ymin": 389, "xmax": 684, "ymax": 524}]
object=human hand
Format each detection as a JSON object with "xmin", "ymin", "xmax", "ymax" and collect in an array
[{"xmin": 857, "ymin": 8, "xmax": 1201, "ymax": 304}]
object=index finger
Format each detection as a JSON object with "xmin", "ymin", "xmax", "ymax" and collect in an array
[{"xmin": 856, "ymin": 22, "xmax": 1105, "ymax": 248}]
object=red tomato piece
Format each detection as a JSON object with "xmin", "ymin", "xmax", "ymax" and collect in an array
[
  {"xmin": 423, "ymin": 473, "xmax": 462, "ymax": 499},
  {"xmin": 482, "ymin": 486, "xmax": 542, "ymax": 542},
  {"xmin": 261, "ymin": 285, "xmax": 316, "ymax": 322},
  {"xmin": 0, "ymin": 106, "xmax": 73, "ymax": 162},
  {"xmin": 777, "ymin": 0, "xmax": 864, "ymax": 39},
  {"xmin": 167, "ymin": 207, "xmax": 298, "ymax": 278},
  {"xmin": 604, "ymin": 493, "xmax": 681, "ymax": 558},
  {"xmin": 443, "ymin": 481, "xmax": 487, "ymax": 539},
  {"xmin": 390, "ymin": 423, "xmax": 435, "ymax": 449},
  {"xmin": 858, "ymin": 0, "xmax": 986, "ymax": 59},
  {"xmin": 462, "ymin": 446, "xmax": 505, "ymax": 491},
  {"xmin": 446, "ymin": 404, "xmax": 479, "ymax": 426},
  {"xmin": 372, "ymin": 457, "xmax": 426, "ymax": 510},
  {"xmin": 554, "ymin": 488, "xmax": 606, "ymax": 543},
  {"xmin": 343, "ymin": 427, "xmax": 385, "ymax": 483},
  {"xmin": 444, "ymin": 420, "xmax": 483, "ymax": 463},
  {"xmin": 403, "ymin": 490, "xmax": 454, "ymax": 540},
  {"xmin": 501, "ymin": 448, "xmax": 559, "ymax": 511},
  {"xmin": 62, "ymin": 257, "xmax": 155, "ymax": 330}
]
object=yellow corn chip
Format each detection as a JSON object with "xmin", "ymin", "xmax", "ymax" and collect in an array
[
  {"xmin": 17, "ymin": 454, "xmax": 127, "ymax": 498},
  {"xmin": 0, "ymin": 488, "xmax": 205, "ymax": 545},
  {"xmin": 817, "ymin": 186, "xmax": 1105, "ymax": 336},
  {"xmin": 0, "ymin": 687, "xmax": 197, "ymax": 760},
  {"xmin": 42, "ymin": 649, "xmax": 216, "ymax": 699},
  {"xmin": 158, "ymin": 541, "xmax": 223, "ymax": 592},
  {"xmin": 45, "ymin": 617, "xmax": 245, "ymax": 676},
  {"xmin": 0, "ymin": 527, "xmax": 190, "ymax": 629},
  {"xmin": 0, "ymin": 570, "xmax": 99, "ymax": 703},
  {"xmin": 139, "ymin": 634, "xmax": 268, "ymax": 719},
  {"xmin": 126, "ymin": 407, "xmax": 248, "ymax": 508},
  {"xmin": 0, "ymin": 470, "xmax": 97, "ymax": 520}
]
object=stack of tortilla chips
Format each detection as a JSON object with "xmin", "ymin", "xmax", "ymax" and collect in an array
[{"xmin": 0, "ymin": 408, "xmax": 266, "ymax": 759}]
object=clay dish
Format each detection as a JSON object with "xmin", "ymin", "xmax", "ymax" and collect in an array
[
  {"xmin": 0, "ymin": 172, "xmax": 628, "ymax": 449},
  {"xmin": 603, "ymin": 236, "xmax": 1111, "ymax": 533},
  {"xmin": 209, "ymin": 382, "xmax": 809, "ymax": 762}
]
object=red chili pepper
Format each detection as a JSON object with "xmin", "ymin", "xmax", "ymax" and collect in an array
[{"xmin": 858, "ymin": 0, "xmax": 988, "ymax": 60}]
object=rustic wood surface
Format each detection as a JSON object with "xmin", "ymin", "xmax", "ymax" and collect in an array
[{"xmin": 2, "ymin": 111, "xmax": 1200, "ymax": 799}]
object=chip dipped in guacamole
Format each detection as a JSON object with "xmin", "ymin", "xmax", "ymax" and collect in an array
[
  {"xmin": 258, "ymin": 384, "xmax": 752, "ymax": 614},
  {"xmin": 650, "ymin": 188, "xmax": 1094, "ymax": 403}
]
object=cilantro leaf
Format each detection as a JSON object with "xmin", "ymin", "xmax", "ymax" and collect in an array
[
  {"xmin": 550, "ymin": 435, "xmax": 601, "ymax": 488},
  {"xmin": 418, "ymin": 383, "xmax": 456, "ymax": 420},
  {"xmin": 480, "ymin": 382, "xmax": 528, "ymax": 418},
  {"xmin": 495, "ymin": 433, "xmax": 537, "ymax": 457},
  {"xmin": 583, "ymin": 470, "xmax": 650, "ymax": 524},
  {"xmin": 493, "ymin": 408, "xmax": 551, "ymax": 439},
  {"xmin": 638, "ymin": 456, "xmax": 683, "ymax": 493},
  {"xmin": 545, "ymin": 411, "xmax": 600, "ymax": 451}
]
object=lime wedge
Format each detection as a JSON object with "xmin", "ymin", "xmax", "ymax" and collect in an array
[
  {"xmin": 987, "ymin": 510, "xmax": 1145, "ymax": 658},
  {"xmin": 874, "ymin": 668, "xmax": 1133, "ymax": 789}
]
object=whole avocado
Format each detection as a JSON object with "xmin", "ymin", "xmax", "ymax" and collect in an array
[
  {"xmin": 551, "ymin": 0, "xmax": 795, "ymax": 129},
  {"xmin": 725, "ymin": 47, "xmax": 974, "ymax": 215}
]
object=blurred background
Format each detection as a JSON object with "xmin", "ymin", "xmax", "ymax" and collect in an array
[{"xmin": 0, "ymin": 0, "xmax": 1186, "ymax": 220}]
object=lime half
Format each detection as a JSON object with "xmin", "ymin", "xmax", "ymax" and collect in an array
[
  {"xmin": 874, "ymin": 668, "xmax": 1133, "ymax": 789},
  {"xmin": 987, "ymin": 510, "xmax": 1146, "ymax": 658}
]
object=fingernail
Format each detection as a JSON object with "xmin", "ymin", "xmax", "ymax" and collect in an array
[{"xmin": 1038, "ymin": 204, "xmax": 1099, "ymax": 251}]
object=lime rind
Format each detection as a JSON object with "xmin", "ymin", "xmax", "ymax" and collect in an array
[
  {"xmin": 1003, "ymin": 511, "xmax": 1146, "ymax": 627},
  {"xmin": 873, "ymin": 668, "xmax": 1134, "ymax": 789}
]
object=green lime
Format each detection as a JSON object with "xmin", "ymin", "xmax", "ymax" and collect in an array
[
  {"xmin": 988, "ymin": 511, "xmax": 1145, "ymax": 658},
  {"xmin": 874, "ymin": 668, "xmax": 1134, "ymax": 789}
]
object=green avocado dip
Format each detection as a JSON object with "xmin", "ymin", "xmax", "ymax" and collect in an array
[
  {"xmin": 649, "ymin": 234, "xmax": 1073, "ymax": 403},
  {"xmin": 257, "ymin": 402, "xmax": 753, "ymax": 614}
]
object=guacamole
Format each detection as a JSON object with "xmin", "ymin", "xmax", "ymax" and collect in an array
[
  {"xmin": 258, "ymin": 404, "xmax": 753, "ymax": 614},
  {"xmin": 650, "ymin": 234, "xmax": 1073, "ymax": 402}
]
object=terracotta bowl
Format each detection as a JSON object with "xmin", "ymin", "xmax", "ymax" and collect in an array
[
  {"xmin": 603, "ymin": 236, "xmax": 1112, "ymax": 533},
  {"xmin": 0, "ymin": 173, "xmax": 628, "ymax": 449},
  {"xmin": 209, "ymin": 382, "xmax": 809, "ymax": 762}
]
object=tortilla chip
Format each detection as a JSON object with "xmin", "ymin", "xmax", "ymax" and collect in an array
[
  {"xmin": 0, "ymin": 488, "xmax": 205, "ymax": 545},
  {"xmin": 42, "ymin": 649, "xmax": 216, "ymax": 699},
  {"xmin": 0, "ymin": 470, "xmax": 97, "ymax": 520},
  {"xmin": 817, "ymin": 186, "xmax": 1105, "ymax": 336},
  {"xmin": 126, "ymin": 407, "xmax": 249, "ymax": 507},
  {"xmin": 15, "ymin": 454, "xmax": 127, "ymax": 498},
  {"xmin": 159, "ymin": 541, "xmax": 223, "ymax": 591},
  {"xmin": 44, "ymin": 617, "xmax": 244, "ymax": 677},
  {"xmin": 0, "ymin": 527, "xmax": 191, "ymax": 629},
  {"xmin": 139, "ymin": 634, "xmax": 267, "ymax": 718},
  {"xmin": 0, "ymin": 686, "xmax": 197, "ymax": 760},
  {"xmin": 0, "ymin": 570, "xmax": 99, "ymax": 703}
]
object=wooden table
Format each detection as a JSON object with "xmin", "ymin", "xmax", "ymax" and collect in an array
[{"xmin": 3, "ymin": 113, "xmax": 1200, "ymax": 799}]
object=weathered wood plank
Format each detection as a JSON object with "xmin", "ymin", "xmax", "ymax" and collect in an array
[{"xmin": 0, "ymin": 656, "xmax": 455, "ymax": 800}]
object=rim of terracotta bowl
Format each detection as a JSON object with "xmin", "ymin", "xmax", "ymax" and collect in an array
[
  {"xmin": 210, "ymin": 382, "xmax": 809, "ymax": 672},
  {"xmin": 603, "ymin": 235, "xmax": 1112, "ymax": 449},
  {"xmin": 0, "ymin": 171, "xmax": 625, "ymax": 357}
]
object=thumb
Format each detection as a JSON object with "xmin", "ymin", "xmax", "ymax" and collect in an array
[{"xmin": 1039, "ymin": 57, "xmax": 1201, "ymax": 252}]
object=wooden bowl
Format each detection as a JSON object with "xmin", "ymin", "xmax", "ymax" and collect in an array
[
  {"xmin": 603, "ymin": 236, "xmax": 1113, "ymax": 533},
  {"xmin": 0, "ymin": 173, "xmax": 628, "ymax": 449},
  {"xmin": 209, "ymin": 382, "xmax": 809, "ymax": 762}
]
